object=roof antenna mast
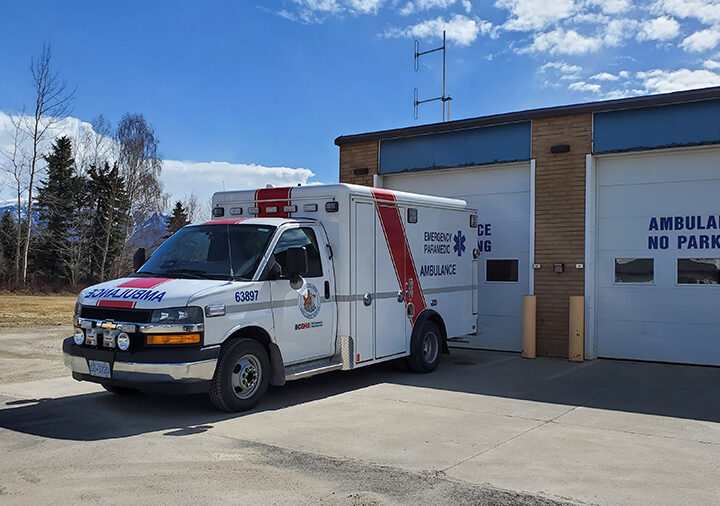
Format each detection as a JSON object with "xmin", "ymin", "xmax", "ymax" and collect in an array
[{"xmin": 414, "ymin": 30, "xmax": 452, "ymax": 122}]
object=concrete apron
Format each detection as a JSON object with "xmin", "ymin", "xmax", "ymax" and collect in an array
[{"xmin": 1, "ymin": 349, "xmax": 719, "ymax": 505}]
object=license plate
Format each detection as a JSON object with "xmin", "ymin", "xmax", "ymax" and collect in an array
[{"xmin": 88, "ymin": 360, "xmax": 111, "ymax": 378}]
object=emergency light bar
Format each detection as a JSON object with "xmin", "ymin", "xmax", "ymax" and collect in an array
[
  {"xmin": 283, "ymin": 205, "xmax": 297, "ymax": 213},
  {"xmin": 230, "ymin": 207, "xmax": 243, "ymax": 215},
  {"xmin": 303, "ymin": 204, "xmax": 318, "ymax": 212}
]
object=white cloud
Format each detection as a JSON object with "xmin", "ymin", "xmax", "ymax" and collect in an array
[
  {"xmin": 398, "ymin": 0, "xmax": 457, "ymax": 15},
  {"xmin": 652, "ymin": 0, "xmax": 720, "ymax": 26},
  {"xmin": 704, "ymin": 59, "xmax": 720, "ymax": 69},
  {"xmin": 568, "ymin": 81, "xmax": 601, "ymax": 93},
  {"xmin": 385, "ymin": 14, "xmax": 492, "ymax": 46},
  {"xmin": 680, "ymin": 27, "xmax": 720, "ymax": 52},
  {"xmin": 636, "ymin": 16, "xmax": 680, "ymax": 41},
  {"xmin": 162, "ymin": 160, "xmax": 316, "ymax": 208},
  {"xmin": 603, "ymin": 18, "xmax": 637, "ymax": 46},
  {"xmin": 637, "ymin": 68, "xmax": 720, "ymax": 93},
  {"xmin": 495, "ymin": 0, "xmax": 577, "ymax": 31},
  {"xmin": 0, "ymin": 112, "xmax": 317, "ymax": 209},
  {"xmin": 590, "ymin": 72, "xmax": 620, "ymax": 81},
  {"xmin": 523, "ymin": 28, "xmax": 600, "ymax": 55},
  {"xmin": 585, "ymin": 0, "xmax": 631, "ymax": 14},
  {"xmin": 347, "ymin": 0, "xmax": 384, "ymax": 13},
  {"xmin": 539, "ymin": 61, "xmax": 583, "ymax": 80}
]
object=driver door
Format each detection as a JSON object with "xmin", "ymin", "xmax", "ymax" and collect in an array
[{"xmin": 269, "ymin": 225, "xmax": 336, "ymax": 365}]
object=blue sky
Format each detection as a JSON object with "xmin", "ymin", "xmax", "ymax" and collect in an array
[{"xmin": 1, "ymin": 0, "xmax": 719, "ymax": 205}]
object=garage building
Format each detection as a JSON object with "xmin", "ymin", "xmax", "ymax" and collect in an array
[{"xmin": 335, "ymin": 86, "xmax": 720, "ymax": 366}]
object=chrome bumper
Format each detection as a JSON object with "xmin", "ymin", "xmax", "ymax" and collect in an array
[{"xmin": 63, "ymin": 353, "xmax": 217, "ymax": 382}]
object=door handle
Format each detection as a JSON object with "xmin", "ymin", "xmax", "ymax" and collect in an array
[
  {"xmin": 397, "ymin": 290, "xmax": 404, "ymax": 303},
  {"xmin": 363, "ymin": 293, "xmax": 372, "ymax": 306},
  {"xmin": 324, "ymin": 281, "xmax": 330, "ymax": 300}
]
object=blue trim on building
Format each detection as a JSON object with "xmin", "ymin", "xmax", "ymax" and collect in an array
[
  {"xmin": 379, "ymin": 121, "xmax": 531, "ymax": 174},
  {"xmin": 594, "ymin": 99, "xmax": 720, "ymax": 153}
]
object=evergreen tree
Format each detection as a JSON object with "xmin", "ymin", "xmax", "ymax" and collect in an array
[
  {"xmin": 35, "ymin": 136, "xmax": 85, "ymax": 281},
  {"xmin": 166, "ymin": 201, "xmax": 189, "ymax": 235},
  {"xmin": 0, "ymin": 211, "xmax": 17, "ymax": 282},
  {"xmin": 87, "ymin": 162, "xmax": 130, "ymax": 281}
]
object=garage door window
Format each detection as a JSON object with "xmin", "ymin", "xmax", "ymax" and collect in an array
[
  {"xmin": 615, "ymin": 258, "xmax": 654, "ymax": 283},
  {"xmin": 678, "ymin": 258, "xmax": 720, "ymax": 285},
  {"xmin": 486, "ymin": 259, "xmax": 519, "ymax": 282}
]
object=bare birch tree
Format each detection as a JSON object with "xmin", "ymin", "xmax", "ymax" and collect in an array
[
  {"xmin": 0, "ymin": 115, "xmax": 29, "ymax": 282},
  {"xmin": 182, "ymin": 192, "xmax": 200, "ymax": 223},
  {"xmin": 18, "ymin": 44, "xmax": 75, "ymax": 284}
]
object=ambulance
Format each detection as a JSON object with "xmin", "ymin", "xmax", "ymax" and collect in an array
[{"xmin": 64, "ymin": 184, "xmax": 478, "ymax": 412}]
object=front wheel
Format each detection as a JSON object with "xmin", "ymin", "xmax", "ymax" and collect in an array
[
  {"xmin": 407, "ymin": 320, "xmax": 442, "ymax": 373},
  {"xmin": 209, "ymin": 339, "xmax": 270, "ymax": 412}
]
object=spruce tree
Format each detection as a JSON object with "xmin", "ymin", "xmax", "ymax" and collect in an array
[
  {"xmin": 87, "ymin": 162, "xmax": 130, "ymax": 281},
  {"xmin": 166, "ymin": 201, "xmax": 190, "ymax": 235},
  {"xmin": 0, "ymin": 211, "xmax": 17, "ymax": 281},
  {"xmin": 35, "ymin": 136, "xmax": 85, "ymax": 281}
]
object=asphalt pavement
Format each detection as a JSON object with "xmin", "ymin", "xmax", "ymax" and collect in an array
[{"xmin": 0, "ymin": 328, "xmax": 718, "ymax": 505}]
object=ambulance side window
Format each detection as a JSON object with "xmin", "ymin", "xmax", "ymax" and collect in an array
[{"xmin": 272, "ymin": 227, "xmax": 323, "ymax": 278}]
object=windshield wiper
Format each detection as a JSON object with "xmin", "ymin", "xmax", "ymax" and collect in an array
[{"xmin": 164, "ymin": 269, "xmax": 213, "ymax": 280}]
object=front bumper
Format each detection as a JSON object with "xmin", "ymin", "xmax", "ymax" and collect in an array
[{"xmin": 63, "ymin": 337, "xmax": 219, "ymax": 394}]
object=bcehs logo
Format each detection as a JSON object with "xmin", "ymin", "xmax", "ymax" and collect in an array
[
  {"xmin": 453, "ymin": 230, "xmax": 466, "ymax": 257},
  {"xmin": 298, "ymin": 283, "xmax": 321, "ymax": 319}
]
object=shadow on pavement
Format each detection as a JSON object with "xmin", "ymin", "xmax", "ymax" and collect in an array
[{"xmin": 1, "ymin": 348, "xmax": 718, "ymax": 441}]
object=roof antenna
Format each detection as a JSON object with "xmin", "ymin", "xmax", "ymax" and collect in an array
[{"xmin": 414, "ymin": 30, "xmax": 452, "ymax": 122}]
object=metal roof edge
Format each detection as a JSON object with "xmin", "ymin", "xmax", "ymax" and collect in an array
[{"xmin": 334, "ymin": 86, "xmax": 720, "ymax": 146}]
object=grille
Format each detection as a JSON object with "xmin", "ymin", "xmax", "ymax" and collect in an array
[{"xmin": 79, "ymin": 306, "xmax": 152, "ymax": 324}]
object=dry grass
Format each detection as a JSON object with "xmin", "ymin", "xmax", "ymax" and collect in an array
[{"xmin": 0, "ymin": 295, "xmax": 77, "ymax": 328}]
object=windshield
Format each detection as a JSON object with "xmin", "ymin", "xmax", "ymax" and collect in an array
[{"xmin": 137, "ymin": 224, "xmax": 276, "ymax": 280}]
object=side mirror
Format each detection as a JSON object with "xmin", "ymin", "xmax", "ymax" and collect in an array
[
  {"xmin": 133, "ymin": 248, "xmax": 146, "ymax": 272},
  {"xmin": 285, "ymin": 247, "xmax": 307, "ymax": 286}
]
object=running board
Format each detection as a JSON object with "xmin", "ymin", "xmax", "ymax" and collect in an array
[{"xmin": 285, "ymin": 359, "xmax": 343, "ymax": 381}]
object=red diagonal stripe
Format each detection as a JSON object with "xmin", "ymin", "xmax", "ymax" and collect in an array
[
  {"xmin": 117, "ymin": 277, "xmax": 172, "ymax": 289},
  {"xmin": 97, "ymin": 300, "xmax": 136, "ymax": 308},
  {"xmin": 256, "ymin": 187, "xmax": 292, "ymax": 217},
  {"xmin": 371, "ymin": 188, "xmax": 426, "ymax": 325}
]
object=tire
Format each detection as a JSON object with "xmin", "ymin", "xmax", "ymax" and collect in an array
[
  {"xmin": 209, "ymin": 339, "xmax": 270, "ymax": 412},
  {"xmin": 102, "ymin": 384, "xmax": 141, "ymax": 395},
  {"xmin": 407, "ymin": 320, "xmax": 442, "ymax": 373}
]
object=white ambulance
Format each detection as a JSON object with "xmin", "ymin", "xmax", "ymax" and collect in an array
[{"xmin": 64, "ymin": 184, "xmax": 478, "ymax": 411}]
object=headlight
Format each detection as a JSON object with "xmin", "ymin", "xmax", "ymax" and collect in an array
[
  {"xmin": 117, "ymin": 332, "xmax": 130, "ymax": 351},
  {"xmin": 73, "ymin": 328, "xmax": 85, "ymax": 345},
  {"xmin": 74, "ymin": 302, "xmax": 81, "ymax": 318},
  {"xmin": 150, "ymin": 307, "xmax": 203, "ymax": 324}
]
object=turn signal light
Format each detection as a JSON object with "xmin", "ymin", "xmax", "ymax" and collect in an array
[{"xmin": 146, "ymin": 333, "xmax": 201, "ymax": 345}]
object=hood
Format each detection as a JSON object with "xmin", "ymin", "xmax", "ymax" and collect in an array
[{"xmin": 78, "ymin": 276, "xmax": 232, "ymax": 310}]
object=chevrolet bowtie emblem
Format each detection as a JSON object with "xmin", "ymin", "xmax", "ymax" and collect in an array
[{"xmin": 100, "ymin": 320, "xmax": 118, "ymax": 330}]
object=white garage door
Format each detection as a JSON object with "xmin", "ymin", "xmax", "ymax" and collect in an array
[
  {"xmin": 595, "ymin": 147, "xmax": 720, "ymax": 365},
  {"xmin": 384, "ymin": 162, "xmax": 531, "ymax": 351}
]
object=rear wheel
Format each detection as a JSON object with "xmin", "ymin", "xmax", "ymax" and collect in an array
[
  {"xmin": 407, "ymin": 321, "xmax": 442, "ymax": 373},
  {"xmin": 102, "ymin": 384, "xmax": 140, "ymax": 395},
  {"xmin": 209, "ymin": 339, "xmax": 270, "ymax": 412}
]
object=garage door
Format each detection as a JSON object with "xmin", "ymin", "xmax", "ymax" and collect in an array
[
  {"xmin": 384, "ymin": 162, "xmax": 531, "ymax": 351},
  {"xmin": 595, "ymin": 147, "xmax": 720, "ymax": 365}
]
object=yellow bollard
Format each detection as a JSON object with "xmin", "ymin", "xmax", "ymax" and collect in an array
[
  {"xmin": 569, "ymin": 296, "xmax": 584, "ymax": 362},
  {"xmin": 522, "ymin": 295, "xmax": 536, "ymax": 359}
]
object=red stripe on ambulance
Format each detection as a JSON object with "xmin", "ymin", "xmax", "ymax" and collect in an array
[
  {"xmin": 255, "ymin": 187, "xmax": 293, "ymax": 217},
  {"xmin": 97, "ymin": 299, "xmax": 136, "ymax": 308},
  {"xmin": 371, "ymin": 188, "xmax": 426, "ymax": 325}
]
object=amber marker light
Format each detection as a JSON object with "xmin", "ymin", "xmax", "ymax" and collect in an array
[{"xmin": 146, "ymin": 333, "xmax": 201, "ymax": 345}]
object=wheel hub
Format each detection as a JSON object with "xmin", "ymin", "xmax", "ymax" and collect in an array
[{"xmin": 231, "ymin": 354, "xmax": 262, "ymax": 400}]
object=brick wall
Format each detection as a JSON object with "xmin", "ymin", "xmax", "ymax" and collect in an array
[
  {"xmin": 531, "ymin": 114, "xmax": 591, "ymax": 357},
  {"xmin": 339, "ymin": 140, "xmax": 379, "ymax": 186}
]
